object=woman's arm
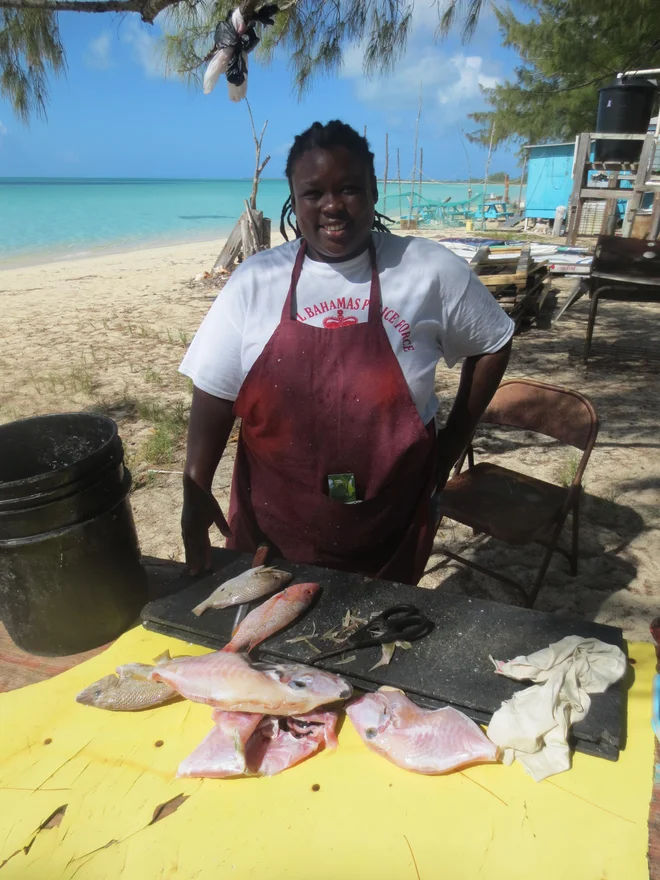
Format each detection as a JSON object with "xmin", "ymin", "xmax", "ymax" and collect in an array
[
  {"xmin": 182, "ymin": 386, "xmax": 236, "ymax": 574},
  {"xmin": 436, "ymin": 339, "xmax": 512, "ymax": 488}
]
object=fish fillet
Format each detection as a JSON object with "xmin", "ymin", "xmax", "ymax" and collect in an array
[
  {"xmin": 177, "ymin": 710, "xmax": 339, "ymax": 779},
  {"xmin": 347, "ymin": 688, "xmax": 500, "ymax": 774},
  {"xmin": 177, "ymin": 712, "xmax": 263, "ymax": 778}
]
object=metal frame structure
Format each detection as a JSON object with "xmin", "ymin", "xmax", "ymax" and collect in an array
[{"xmin": 435, "ymin": 379, "xmax": 599, "ymax": 608}]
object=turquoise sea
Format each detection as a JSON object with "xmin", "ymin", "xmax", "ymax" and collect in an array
[{"xmin": 0, "ymin": 177, "xmax": 510, "ymax": 266}]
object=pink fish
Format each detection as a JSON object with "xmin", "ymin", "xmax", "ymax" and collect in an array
[
  {"xmin": 288, "ymin": 709, "xmax": 339, "ymax": 750},
  {"xmin": 178, "ymin": 709, "xmax": 339, "ymax": 779},
  {"xmin": 223, "ymin": 583, "xmax": 320, "ymax": 654},
  {"xmin": 246, "ymin": 718, "xmax": 320, "ymax": 776},
  {"xmin": 177, "ymin": 711, "xmax": 263, "ymax": 779},
  {"xmin": 150, "ymin": 650, "xmax": 351, "ymax": 715},
  {"xmin": 347, "ymin": 688, "xmax": 500, "ymax": 774}
]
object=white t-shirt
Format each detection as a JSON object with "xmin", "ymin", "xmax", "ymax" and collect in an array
[{"xmin": 180, "ymin": 233, "xmax": 514, "ymax": 425}]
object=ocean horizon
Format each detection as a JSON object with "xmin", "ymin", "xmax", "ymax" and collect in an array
[{"xmin": 1, "ymin": 176, "xmax": 510, "ymax": 267}]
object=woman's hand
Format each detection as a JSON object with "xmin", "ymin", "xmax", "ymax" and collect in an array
[
  {"xmin": 181, "ymin": 474, "xmax": 231, "ymax": 575},
  {"xmin": 182, "ymin": 387, "xmax": 236, "ymax": 575},
  {"xmin": 436, "ymin": 342, "xmax": 512, "ymax": 492}
]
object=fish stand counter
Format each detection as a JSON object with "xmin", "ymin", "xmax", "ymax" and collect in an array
[
  {"xmin": 142, "ymin": 555, "xmax": 628, "ymax": 762},
  {"xmin": 0, "ymin": 622, "xmax": 656, "ymax": 879}
]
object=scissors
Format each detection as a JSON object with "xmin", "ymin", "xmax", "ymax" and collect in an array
[{"xmin": 310, "ymin": 604, "xmax": 433, "ymax": 665}]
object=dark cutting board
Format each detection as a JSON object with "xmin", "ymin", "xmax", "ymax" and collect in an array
[{"xmin": 140, "ymin": 551, "xmax": 627, "ymax": 761}]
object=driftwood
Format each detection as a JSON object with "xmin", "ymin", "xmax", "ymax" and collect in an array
[
  {"xmin": 213, "ymin": 101, "xmax": 272, "ymax": 272},
  {"xmin": 213, "ymin": 222, "xmax": 243, "ymax": 271}
]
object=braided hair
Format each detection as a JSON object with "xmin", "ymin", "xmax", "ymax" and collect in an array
[{"xmin": 279, "ymin": 120, "xmax": 393, "ymax": 241}]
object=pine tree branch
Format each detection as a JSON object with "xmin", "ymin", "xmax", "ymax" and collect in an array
[{"xmin": 0, "ymin": 0, "xmax": 264, "ymax": 25}]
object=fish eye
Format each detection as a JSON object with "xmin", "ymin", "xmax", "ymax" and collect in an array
[
  {"xmin": 289, "ymin": 680, "xmax": 308, "ymax": 689},
  {"xmin": 94, "ymin": 689, "xmax": 102, "ymax": 699},
  {"xmin": 364, "ymin": 727, "xmax": 377, "ymax": 739}
]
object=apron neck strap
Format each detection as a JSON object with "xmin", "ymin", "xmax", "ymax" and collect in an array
[{"xmin": 281, "ymin": 236, "xmax": 382, "ymax": 323}]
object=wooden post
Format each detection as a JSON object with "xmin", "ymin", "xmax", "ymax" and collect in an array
[
  {"xmin": 504, "ymin": 173, "xmax": 510, "ymax": 204},
  {"xmin": 600, "ymin": 170, "xmax": 620, "ymax": 235},
  {"xmin": 383, "ymin": 133, "xmax": 389, "ymax": 216},
  {"xmin": 397, "ymin": 148, "xmax": 403, "ymax": 223},
  {"xmin": 518, "ymin": 152, "xmax": 528, "ymax": 210},
  {"xmin": 481, "ymin": 122, "xmax": 496, "ymax": 232},
  {"xmin": 410, "ymin": 84, "xmax": 422, "ymax": 221},
  {"xmin": 566, "ymin": 134, "xmax": 590, "ymax": 245},
  {"xmin": 261, "ymin": 217, "xmax": 271, "ymax": 249},
  {"xmin": 240, "ymin": 213, "xmax": 252, "ymax": 261},
  {"xmin": 650, "ymin": 191, "xmax": 660, "ymax": 240},
  {"xmin": 213, "ymin": 220, "xmax": 243, "ymax": 271},
  {"xmin": 419, "ymin": 147, "xmax": 423, "ymax": 221},
  {"xmin": 622, "ymin": 133, "xmax": 656, "ymax": 237}
]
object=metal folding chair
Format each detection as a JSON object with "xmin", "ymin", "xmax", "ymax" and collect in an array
[{"xmin": 435, "ymin": 379, "xmax": 599, "ymax": 607}]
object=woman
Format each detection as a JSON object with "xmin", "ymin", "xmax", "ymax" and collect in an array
[{"xmin": 179, "ymin": 120, "xmax": 513, "ymax": 584}]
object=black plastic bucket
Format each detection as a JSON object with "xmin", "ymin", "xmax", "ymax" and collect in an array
[
  {"xmin": 595, "ymin": 77, "xmax": 657, "ymax": 162},
  {"xmin": 0, "ymin": 413, "xmax": 148, "ymax": 655}
]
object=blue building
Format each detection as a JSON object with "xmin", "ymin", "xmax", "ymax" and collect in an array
[
  {"xmin": 524, "ymin": 126, "xmax": 658, "ymax": 223},
  {"xmin": 523, "ymin": 142, "xmax": 575, "ymax": 220}
]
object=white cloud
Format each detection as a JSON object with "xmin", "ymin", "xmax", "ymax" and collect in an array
[
  {"xmin": 85, "ymin": 32, "xmax": 113, "ymax": 69},
  {"xmin": 0, "ymin": 120, "xmax": 7, "ymax": 137},
  {"xmin": 121, "ymin": 19, "xmax": 168, "ymax": 79},
  {"xmin": 340, "ymin": 3, "xmax": 501, "ymax": 127},
  {"xmin": 343, "ymin": 48, "xmax": 500, "ymax": 123},
  {"xmin": 437, "ymin": 55, "xmax": 499, "ymax": 106}
]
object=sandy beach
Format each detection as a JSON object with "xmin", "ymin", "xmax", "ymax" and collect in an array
[{"xmin": 1, "ymin": 233, "xmax": 659, "ymax": 643}]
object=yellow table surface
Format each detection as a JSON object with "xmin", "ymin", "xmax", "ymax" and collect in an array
[{"xmin": 0, "ymin": 628, "xmax": 654, "ymax": 880}]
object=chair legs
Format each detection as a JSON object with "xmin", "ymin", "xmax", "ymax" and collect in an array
[
  {"xmin": 583, "ymin": 290, "xmax": 600, "ymax": 363},
  {"xmin": 436, "ymin": 507, "xmax": 577, "ymax": 609},
  {"xmin": 527, "ymin": 518, "xmax": 566, "ymax": 607},
  {"xmin": 570, "ymin": 490, "xmax": 581, "ymax": 577}
]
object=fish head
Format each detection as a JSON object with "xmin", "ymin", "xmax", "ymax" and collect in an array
[
  {"xmin": 284, "ymin": 582, "xmax": 320, "ymax": 603},
  {"xmin": 268, "ymin": 568, "xmax": 294, "ymax": 588},
  {"xmin": 346, "ymin": 692, "xmax": 393, "ymax": 740},
  {"xmin": 264, "ymin": 662, "xmax": 353, "ymax": 705},
  {"xmin": 75, "ymin": 674, "xmax": 120, "ymax": 708}
]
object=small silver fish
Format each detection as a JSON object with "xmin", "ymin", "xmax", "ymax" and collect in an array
[
  {"xmin": 191, "ymin": 565, "xmax": 292, "ymax": 616},
  {"xmin": 76, "ymin": 655, "xmax": 178, "ymax": 711}
]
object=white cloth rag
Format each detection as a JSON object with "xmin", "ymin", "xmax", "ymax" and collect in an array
[{"xmin": 486, "ymin": 636, "xmax": 627, "ymax": 782}]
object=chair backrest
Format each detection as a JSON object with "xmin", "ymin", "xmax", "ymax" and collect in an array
[{"xmin": 481, "ymin": 379, "xmax": 598, "ymax": 453}]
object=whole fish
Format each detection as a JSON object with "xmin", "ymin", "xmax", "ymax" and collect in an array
[
  {"xmin": 191, "ymin": 565, "xmax": 293, "ymax": 616},
  {"xmin": 347, "ymin": 687, "xmax": 500, "ymax": 774},
  {"xmin": 222, "ymin": 582, "xmax": 319, "ymax": 653},
  {"xmin": 76, "ymin": 661, "xmax": 178, "ymax": 711},
  {"xmin": 177, "ymin": 711, "xmax": 263, "ymax": 779},
  {"xmin": 150, "ymin": 650, "xmax": 352, "ymax": 716}
]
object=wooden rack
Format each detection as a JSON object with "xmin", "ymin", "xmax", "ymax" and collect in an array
[
  {"xmin": 469, "ymin": 245, "xmax": 550, "ymax": 326},
  {"xmin": 566, "ymin": 133, "xmax": 659, "ymax": 245}
]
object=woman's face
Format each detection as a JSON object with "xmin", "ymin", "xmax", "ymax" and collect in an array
[{"xmin": 290, "ymin": 145, "xmax": 377, "ymax": 262}]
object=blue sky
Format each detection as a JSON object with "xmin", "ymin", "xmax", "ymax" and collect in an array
[{"xmin": 0, "ymin": 2, "xmax": 526, "ymax": 179}]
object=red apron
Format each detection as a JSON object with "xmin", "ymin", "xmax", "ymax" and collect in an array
[{"xmin": 226, "ymin": 238, "xmax": 438, "ymax": 584}]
